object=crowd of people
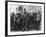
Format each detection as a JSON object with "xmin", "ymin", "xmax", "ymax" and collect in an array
[{"xmin": 10, "ymin": 6, "xmax": 41, "ymax": 31}]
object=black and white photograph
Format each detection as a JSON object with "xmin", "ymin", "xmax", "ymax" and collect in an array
[
  {"xmin": 6, "ymin": 1, "xmax": 45, "ymax": 36},
  {"xmin": 10, "ymin": 4, "xmax": 42, "ymax": 31}
]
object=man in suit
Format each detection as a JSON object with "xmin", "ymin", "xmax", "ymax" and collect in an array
[{"xmin": 10, "ymin": 12, "xmax": 15, "ymax": 31}]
